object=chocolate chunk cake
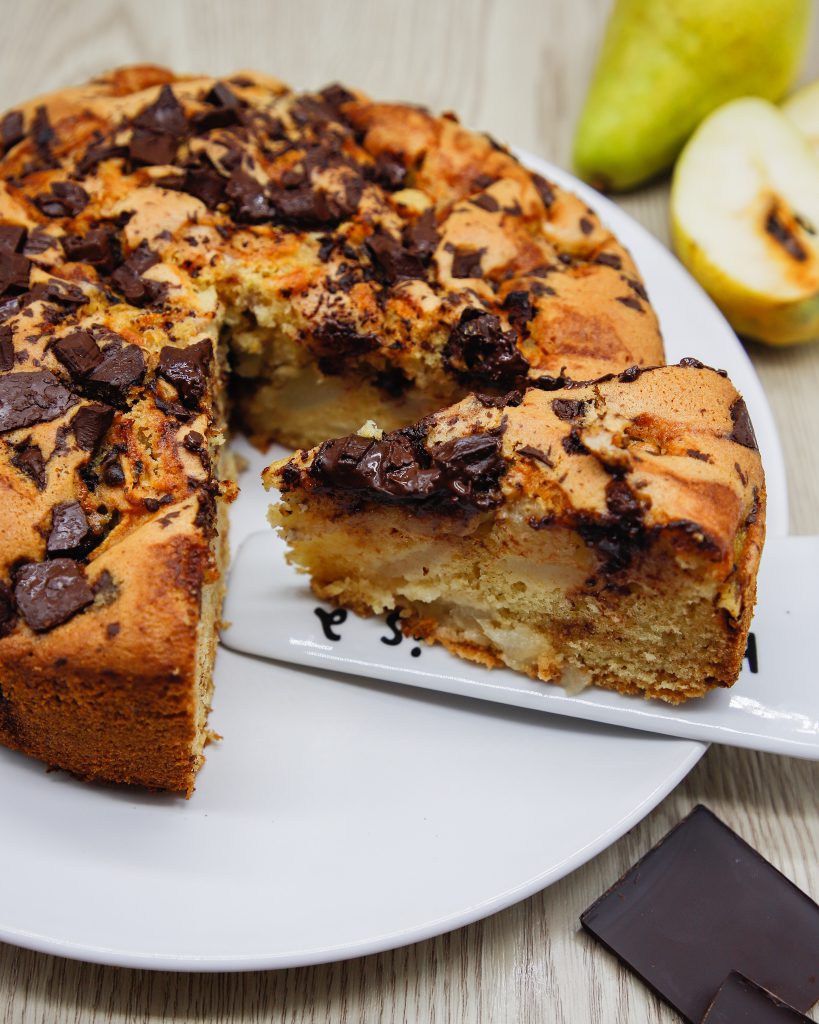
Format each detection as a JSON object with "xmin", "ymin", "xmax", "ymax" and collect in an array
[
  {"xmin": 0, "ymin": 65, "xmax": 666, "ymax": 792},
  {"xmin": 266, "ymin": 364, "xmax": 765, "ymax": 702}
]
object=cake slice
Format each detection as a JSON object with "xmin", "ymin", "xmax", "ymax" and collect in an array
[{"xmin": 264, "ymin": 362, "xmax": 765, "ymax": 702}]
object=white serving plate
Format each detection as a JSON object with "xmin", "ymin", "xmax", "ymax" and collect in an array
[
  {"xmin": 223, "ymin": 532, "xmax": 819, "ymax": 759},
  {"xmin": 0, "ymin": 152, "xmax": 788, "ymax": 971}
]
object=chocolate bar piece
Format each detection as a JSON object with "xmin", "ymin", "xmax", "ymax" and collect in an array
[
  {"xmin": 580, "ymin": 805, "xmax": 819, "ymax": 1023},
  {"xmin": 702, "ymin": 973, "xmax": 812, "ymax": 1023}
]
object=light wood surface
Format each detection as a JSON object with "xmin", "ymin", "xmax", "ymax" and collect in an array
[{"xmin": 1, "ymin": 2, "xmax": 818, "ymax": 1021}]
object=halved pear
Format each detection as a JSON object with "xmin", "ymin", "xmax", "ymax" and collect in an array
[
  {"xmin": 671, "ymin": 97, "xmax": 819, "ymax": 345},
  {"xmin": 783, "ymin": 79, "xmax": 819, "ymax": 158}
]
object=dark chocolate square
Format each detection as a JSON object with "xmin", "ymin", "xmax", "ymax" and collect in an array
[
  {"xmin": 702, "ymin": 973, "xmax": 812, "ymax": 1023},
  {"xmin": 580, "ymin": 806, "xmax": 819, "ymax": 1023}
]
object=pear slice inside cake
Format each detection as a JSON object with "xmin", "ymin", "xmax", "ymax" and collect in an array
[{"xmin": 264, "ymin": 363, "xmax": 765, "ymax": 703}]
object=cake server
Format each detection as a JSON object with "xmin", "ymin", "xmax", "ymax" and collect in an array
[{"xmin": 221, "ymin": 531, "xmax": 819, "ymax": 759}]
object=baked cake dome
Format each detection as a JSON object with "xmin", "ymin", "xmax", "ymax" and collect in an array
[{"xmin": 0, "ymin": 65, "xmax": 755, "ymax": 794}]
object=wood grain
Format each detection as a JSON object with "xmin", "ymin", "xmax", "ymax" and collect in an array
[{"xmin": 1, "ymin": 1, "xmax": 818, "ymax": 1020}]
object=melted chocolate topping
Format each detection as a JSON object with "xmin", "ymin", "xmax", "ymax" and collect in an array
[{"xmin": 308, "ymin": 424, "xmax": 507, "ymax": 511}]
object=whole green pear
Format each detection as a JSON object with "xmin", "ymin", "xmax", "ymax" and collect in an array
[{"xmin": 573, "ymin": 0, "xmax": 811, "ymax": 192}]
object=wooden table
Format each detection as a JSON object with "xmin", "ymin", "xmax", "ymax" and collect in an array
[{"xmin": 1, "ymin": 2, "xmax": 817, "ymax": 1020}]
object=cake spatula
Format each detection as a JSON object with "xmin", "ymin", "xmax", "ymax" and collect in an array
[{"xmin": 221, "ymin": 531, "xmax": 819, "ymax": 759}]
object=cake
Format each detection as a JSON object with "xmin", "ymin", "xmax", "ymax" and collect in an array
[
  {"xmin": 0, "ymin": 66, "xmax": 668, "ymax": 793},
  {"xmin": 265, "ymin": 363, "xmax": 765, "ymax": 702}
]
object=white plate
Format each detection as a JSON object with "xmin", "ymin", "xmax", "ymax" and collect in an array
[
  {"xmin": 0, "ymin": 153, "xmax": 788, "ymax": 971},
  {"xmin": 223, "ymin": 533, "xmax": 819, "ymax": 759}
]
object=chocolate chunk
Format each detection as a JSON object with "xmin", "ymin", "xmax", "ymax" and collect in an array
[
  {"xmin": 157, "ymin": 338, "xmax": 211, "ymax": 408},
  {"xmin": 0, "ymin": 370, "xmax": 75, "ymax": 433},
  {"xmin": 576, "ymin": 477, "xmax": 645, "ymax": 571},
  {"xmin": 312, "ymin": 318, "xmax": 378, "ymax": 375},
  {"xmin": 581, "ymin": 805, "xmax": 819, "ymax": 1023},
  {"xmin": 30, "ymin": 106, "xmax": 55, "ymax": 165},
  {"xmin": 61, "ymin": 227, "xmax": 118, "ymax": 272},
  {"xmin": 110, "ymin": 242, "xmax": 164, "ymax": 306},
  {"xmin": 71, "ymin": 403, "xmax": 114, "ymax": 451},
  {"xmin": 22, "ymin": 229, "xmax": 55, "ymax": 257},
  {"xmin": 404, "ymin": 208, "xmax": 439, "ymax": 263},
  {"xmin": 702, "ymin": 973, "xmax": 812, "ymax": 1023},
  {"xmin": 129, "ymin": 85, "xmax": 187, "ymax": 166},
  {"xmin": 319, "ymin": 83, "xmax": 356, "ymax": 109},
  {"xmin": 0, "ymin": 225, "xmax": 26, "ymax": 252},
  {"xmin": 14, "ymin": 558, "xmax": 93, "ymax": 632},
  {"xmin": 470, "ymin": 193, "xmax": 500, "ymax": 212},
  {"xmin": 0, "ymin": 247, "xmax": 31, "ymax": 296},
  {"xmin": 169, "ymin": 160, "xmax": 227, "ymax": 208},
  {"xmin": 0, "ymin": 323, "xmax": 13, "ymax": 371},
  {"xmin": 129, "ymin": 128, "xmax": 178, "ymax": 166},
  {"xmin": 52, "ymin": 330, "xmax": 104, "ymax": 379},
  {"xmin": 0, "ymin": 581, "xmax": 16, "ymax": 637},
  {"xmin": 450, "ymin": 247, "xmax": 485, "ymax": 278},
  {"xmin": 0, "ymin": 110, "xmax": 24, "ymax": 153},
  {"xmin": 616, "ymin": 294, "xmax": 644, "ymax": 312},
  {"xmin": 47, "ymin": 501, "xmax": 91, "ymax": 557},
  {"xmin": 517, "ymin": 444, "xmax": 554, "ymax": 468},
  {"xmin": 551, "ymin": 398, "xmax": 587, "ymax": 421},
  {"xmin": 562, "ymin": 429, "xmax": 589, "ymax": 456},
  {"xmin": 226, "ymin": 168, "xmax": 275, "ymax": 223},
  {"xmin": 444, "ymin": 307, "xmax": 529, "ymax": 389},
  {"xmin": 34, "ymin": 180, "xmax": 89, "ymax": 218},
  {"xmin": 310, "ymin": 425, "xmax": 506, "ymax": 511},
  {"xmin": 623, "ymin": 275, "xmax": 649, "ymax": 301},
  {"xmin": 366, "ymin": 229, "xmax": 425, "ymax": 284},
  {"xmin": 531, "ymin": 173, "xmax": 555, "ymax": 209},
  {"xmin": 85, "ymin": 343, "xmax": 146, "ymax": 404},
  {"xmin": 502, "ymin": 290, "xmax": 535, "ymax": 335},
  {"xmin": 205, "ymin": 81, "xmax": 242, "ymax": 110},
  {"xmin": 26, "ymin": 278, "xmax": 87, "ymax": 308},
  {"xmin": 10, "ymin": 439, "xmax": 45, "ymax": 488},
  {"xmin": 100, "ymin": 450, "xmax": 125, "ymax": 486},
  {"xmin": 593, "ymin": 251, "xmax": 622, "ymax": 270},
  {"xmin": 372, "ymin": 366, "xmax": 410, "ymax": 397},
  {"xmin": 271, "ymin": 176, "xmax": 360, "ymax": 228},
  {"xmin": 183, "ymin": 429, "xmax": 205, "ymax": 452},
  {"xmin": 373, "ymin": 151, "xmax": 406, "ymax": 190},
  {"xmin": 579, "ymin": 216, "xmax": 593, "ymax": 235},
  {"xmin": 75, "ymin": 140, "xmax": 129, "ymax": 176},
  {"xmin": 192, "ymin": 82, "xmax": 243, "ymax": 132},
  {"xmin": 728, "ymin": 397, "xmax": 758, "ymax": 451}
]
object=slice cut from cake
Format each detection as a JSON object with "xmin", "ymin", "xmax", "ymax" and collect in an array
[{"xmin": 264, "ymin": 362, "xmax": 765, "ymax": 703}]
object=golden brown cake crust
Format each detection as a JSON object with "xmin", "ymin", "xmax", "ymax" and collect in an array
[{"xmin": 0, "ymin": 64, "xmax": 666, "ymax": 790}]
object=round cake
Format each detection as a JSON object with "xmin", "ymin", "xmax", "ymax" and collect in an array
[{"xmin": 0, "ymin": 65, "xmax": 750, "ymax": 794}]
